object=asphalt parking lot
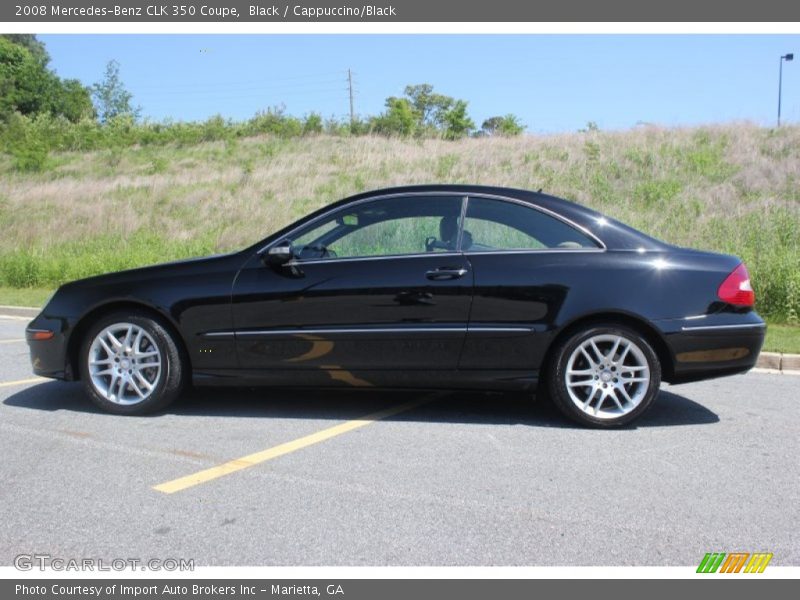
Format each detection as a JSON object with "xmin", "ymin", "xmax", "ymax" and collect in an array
[{"xmin": 0, "ymin": 314, "xmax": 798, "ymax": 566}]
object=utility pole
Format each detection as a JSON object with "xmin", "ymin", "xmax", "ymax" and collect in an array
[
  {"xmin": 778, "ymin": 53, "xmax": 794, "ymax": 127},
  {"xmin": 347, "ymin": 68, "xmax": 355, "ymax": 129}
]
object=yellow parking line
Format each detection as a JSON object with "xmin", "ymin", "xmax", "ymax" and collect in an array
[
  {"xmin": 0, "ymin": 377, "xmax": 45, "ymax": 388},
  {"xmin": 153, "ymin": 394, "xmax": 439, "ymax": 494},
  {"xmin": 0, "ymin": 339, "xmax": 25, "ymax": 344},
  {"xmin": 0, "ymin": 315, "xmax": 32, "ymax": 321}
]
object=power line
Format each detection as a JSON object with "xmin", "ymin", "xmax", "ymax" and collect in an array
[
  {"xmin": 140, "ymin": 89, "xmax": 348, "ymax": 113},
  {"xmin": 136, "ymin": 80, "xmax": 346, "ymax": 96},
  {"xmin": 130, "ymin": 69, "xmax": 359, "ymax": 121},
  {"xmin": 132, "ymin": 70, "xmax": 346, "ymax": 91},
  {"xmin": 140, "ymin": 85, "xmax": 348, "ymax": 99}
]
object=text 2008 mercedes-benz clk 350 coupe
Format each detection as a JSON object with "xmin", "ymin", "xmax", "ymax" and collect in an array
[{"xmin": 27, "ymin": 185, "xmax": 765, "ymax": 427}]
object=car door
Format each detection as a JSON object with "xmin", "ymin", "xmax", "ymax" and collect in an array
[
  {"xmin": 459, "ymin": 195, "xmax": 604, "ymax": 372},
  {"xmin": 231, "ymin": 194, "xmax": 473, "ymax": 377}
]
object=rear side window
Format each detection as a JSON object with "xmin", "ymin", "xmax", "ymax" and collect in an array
[{"xmin": 463, "ymin": 197, "xmax": 600, "ymax": 251}]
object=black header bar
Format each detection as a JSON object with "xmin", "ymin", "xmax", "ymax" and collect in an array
[{"xmin": 4, "ymin": 0, "xmax": 800, "ymax": 22}]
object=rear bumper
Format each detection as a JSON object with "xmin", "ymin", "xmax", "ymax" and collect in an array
[{"xmin": 656, "ymin": 313, "xmax": 766, "ymax": 384}]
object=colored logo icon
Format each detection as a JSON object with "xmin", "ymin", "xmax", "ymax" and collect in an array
[{"xmin": 697, "ymin": 552, "xmax": 773, "ymax": 573}]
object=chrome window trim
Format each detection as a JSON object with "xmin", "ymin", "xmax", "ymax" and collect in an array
[
  {"xmin": 461, "ymin": 248, "xmax": 606, "ymax": 256},
  {"xmin": 287, "ymin": 251, "xmax": 462, "ymax": 267},
  {"xmin": 286, "ymin": 246, "xmax": 604, "ymax": 267},
  {"xmin": 257, "ymin": 190, "xmax": 608, "ymax": 259}
]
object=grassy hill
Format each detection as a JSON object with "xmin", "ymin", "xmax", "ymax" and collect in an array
[{"xmin": 0, "ymin": 122, "xmax": 798, "ymax": 323}]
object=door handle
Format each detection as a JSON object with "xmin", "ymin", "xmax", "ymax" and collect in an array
[{"xmin": 425, "ymin": 267, "xmax": 468, "ymax": 281}]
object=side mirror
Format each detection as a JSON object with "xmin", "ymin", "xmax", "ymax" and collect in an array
[{"xmin": 262, "ymin": 242, "xmax": 294, "ymax": 267}]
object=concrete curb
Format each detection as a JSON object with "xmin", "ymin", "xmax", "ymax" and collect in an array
[
  {"xmin": 756, "ymin": 351, "xmax": 800, "ymax": 374},
  {"xmin": 0, "ymin": 306, "xmax": 39, "ymax": 319}
]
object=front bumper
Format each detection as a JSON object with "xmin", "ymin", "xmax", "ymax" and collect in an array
[{"xmin": 26, "ymin": 314, "xmax": 74, "ymax": 380}]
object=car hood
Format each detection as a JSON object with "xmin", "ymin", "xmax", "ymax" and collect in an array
[{"xmin": 59, "ymin": 252, "xmax": 243, "ymax": 291}]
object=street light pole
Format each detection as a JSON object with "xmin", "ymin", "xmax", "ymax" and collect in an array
[{"xmin": 778, "ymin": 53, "xmax": 794, "ymax": 127}]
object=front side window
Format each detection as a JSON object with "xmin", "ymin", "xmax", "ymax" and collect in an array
[
  {"xmin": 290, "ymin": 195, "xmax": 464, "ymax": 260},
  {"xmin": 462, "ymin": 197, "xmax": 600, "ymax": 251}
]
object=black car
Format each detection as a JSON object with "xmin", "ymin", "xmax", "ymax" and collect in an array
[{"xmin": 26, "ymin": 185, "xmax": 765, "ymax": 427}]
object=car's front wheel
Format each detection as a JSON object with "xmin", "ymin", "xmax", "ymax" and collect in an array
[
  {"xmin": 547, "ymin": 324, "xmax": 661, "ymax": 428},
  {"xmin": 79, "ymin": 311, "xmax": 185, "ymax": 415}
]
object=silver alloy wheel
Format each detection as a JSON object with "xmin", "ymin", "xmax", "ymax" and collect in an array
[
  {"xmin": 87, "ymin": 322, "xmax": 162, "ymax": 405},
  {"xmin": 564, "ymin": 334, "xmax": 650, "ymax": 420}
]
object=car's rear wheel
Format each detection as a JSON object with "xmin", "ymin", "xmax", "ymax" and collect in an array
[
  {"xmin": 547, "ymin": 324, "xmax": 661, "ymax": 428},
  {"xmin": 79, "ymin": 312, "xmax": 185, "ymax": 415}
]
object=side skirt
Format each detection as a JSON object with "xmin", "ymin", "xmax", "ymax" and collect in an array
[{"xmin": 192, "ymin": 369, "xmax": 539, "ymax": 392}]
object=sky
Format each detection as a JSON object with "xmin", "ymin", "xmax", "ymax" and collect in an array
[{"xmin": 40, "ymin": 34, "xmax": 800, "ymax": 133}]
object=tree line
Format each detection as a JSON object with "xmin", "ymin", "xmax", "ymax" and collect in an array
[{"xmin": 0, "ymin": 35, "xmax": 525, "ymax": 171}]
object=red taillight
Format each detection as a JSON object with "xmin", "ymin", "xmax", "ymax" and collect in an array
[{"xmin": 718, "ymin": 263, "xmax": 755, "ymax": 307}]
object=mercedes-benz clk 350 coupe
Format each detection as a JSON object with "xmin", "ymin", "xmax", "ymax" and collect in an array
[{"xmin": 26, "ymin": 185, "xmax": 765, "ymax": 427}]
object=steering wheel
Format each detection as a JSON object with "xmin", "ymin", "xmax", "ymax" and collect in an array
[
  {"xmin": 298, "ymin": 244, "xmax": 337, "ymax": 259},
  {"xmin": 425, "ymin": 237, "xmax": 452, "ymax": 252},
  {"xmin": 311, "ymin": 244, "xmax": 337, "ymax": 258}
]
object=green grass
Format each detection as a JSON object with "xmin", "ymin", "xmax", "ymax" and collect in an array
[
  {"xmin": 0, "ymin": 231, "xmax": 216, "ymax": 288},
  {"xmin": 0, "ymin": 286, "xmax": 52, "ymax": 308},
  {"xmin": 763, "ymin": 324, "xmax": 800, "ymax": 354},
  {"xmin": 0, "ymin": 124, "xmax": 798, "ymax": 322}
]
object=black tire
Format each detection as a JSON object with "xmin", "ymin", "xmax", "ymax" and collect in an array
[
  {"xmin": 547, "ymin": 324, "xmax": 662, "ymax": 428},
  {"xmin": 79, "ymin": 311, "xmax": 185, "ymax": 415}
]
